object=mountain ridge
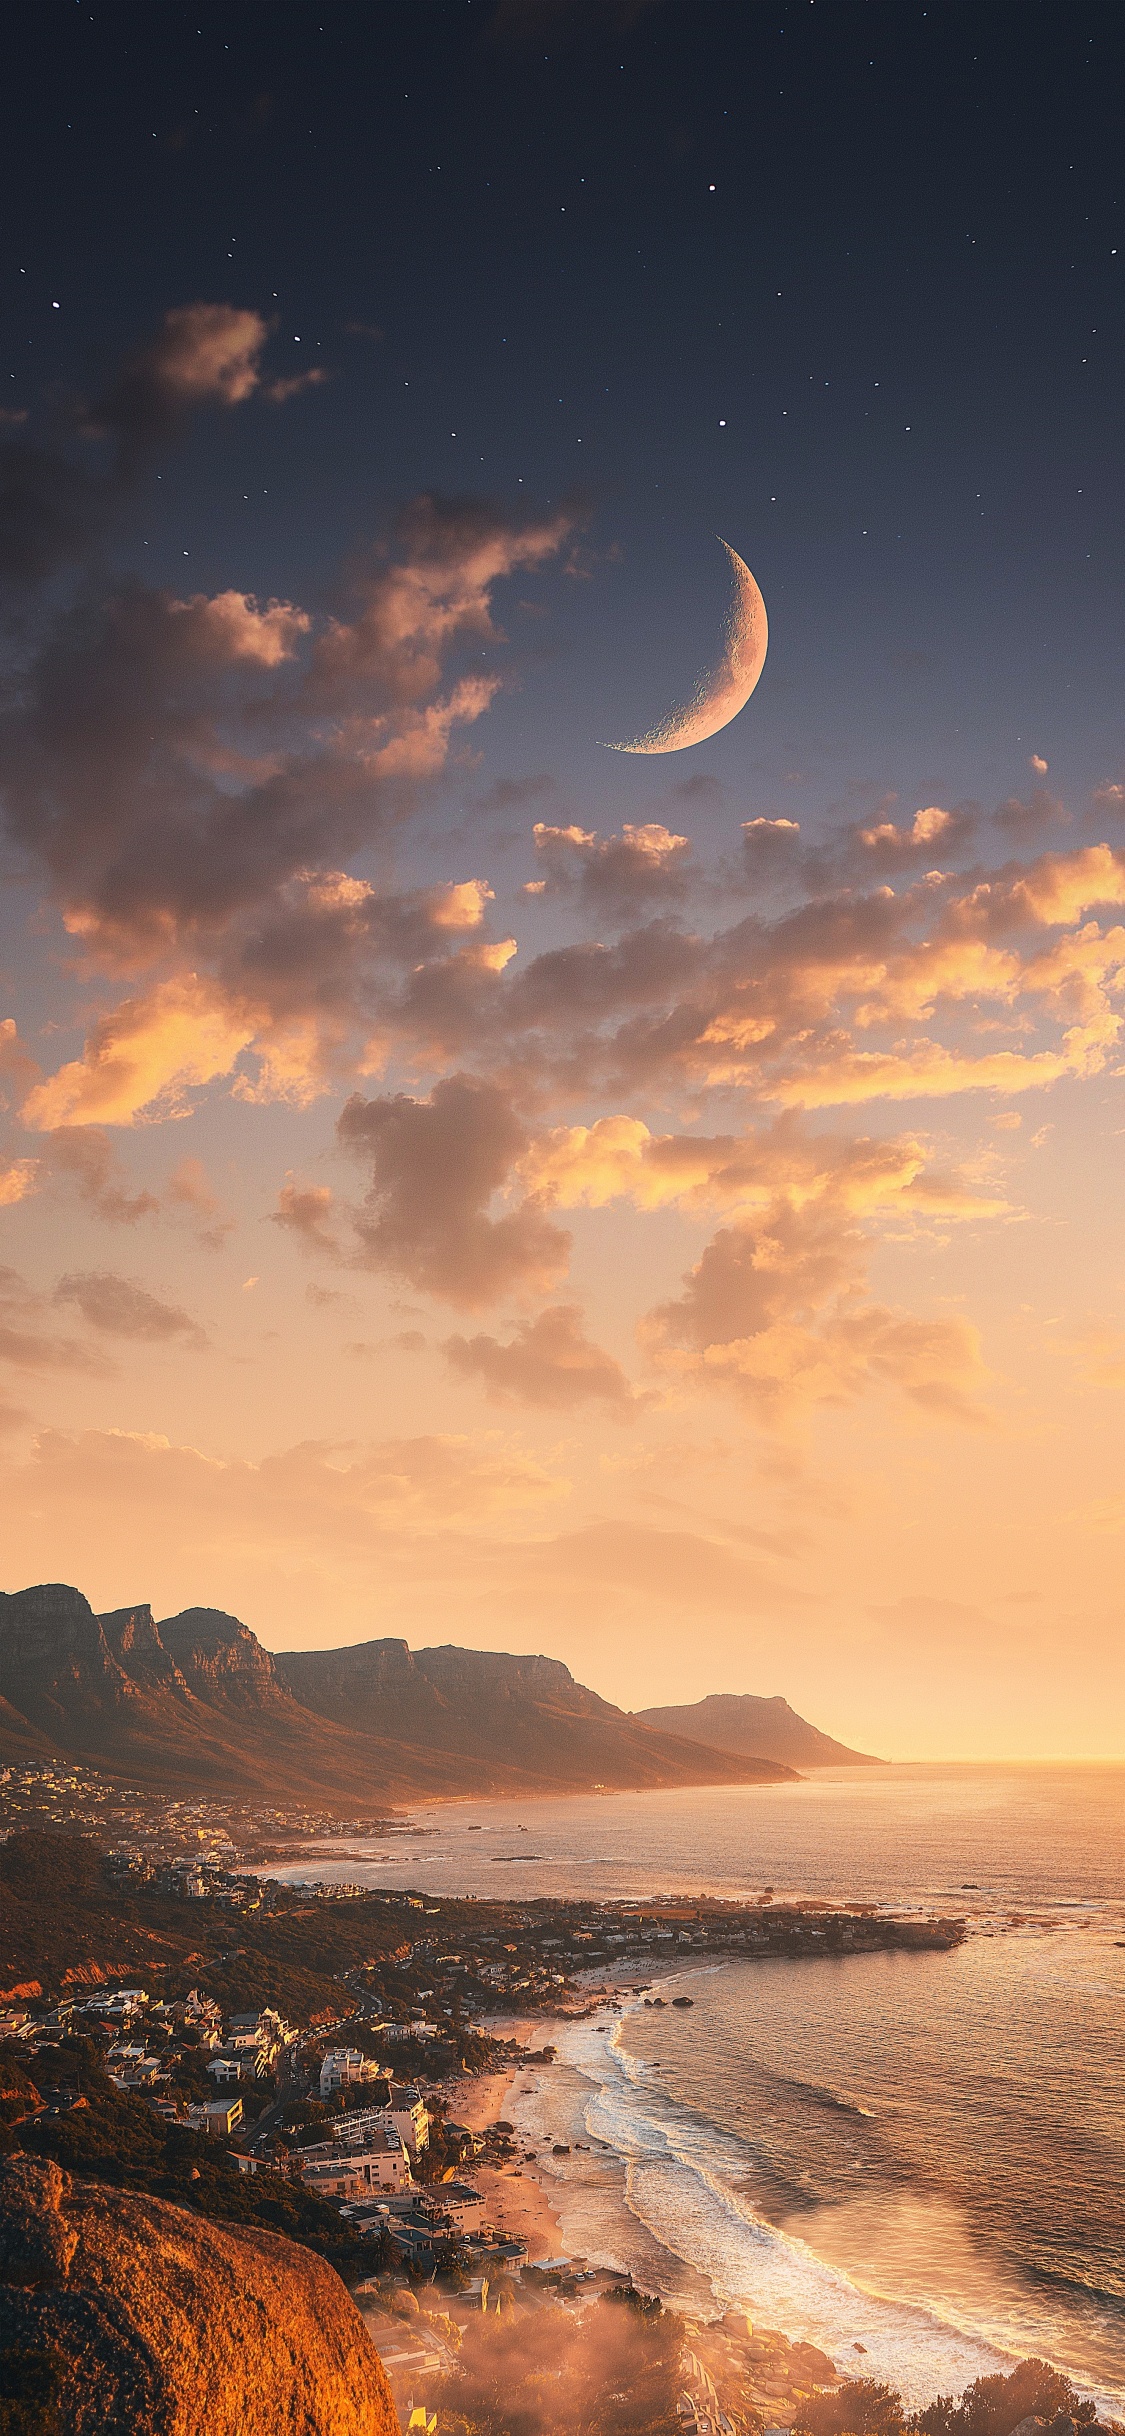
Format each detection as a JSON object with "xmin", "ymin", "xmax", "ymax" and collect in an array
[{"xmin": 0, "ymin": 1584, "xmax": 801, "ymax": 1805}]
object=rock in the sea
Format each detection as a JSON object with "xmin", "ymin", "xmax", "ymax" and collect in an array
[{"xmin": 0, "ymin": 2153, "xmax": 397, "ymax": 2436}]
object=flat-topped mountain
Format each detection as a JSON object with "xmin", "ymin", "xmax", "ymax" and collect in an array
[
  {"xmin": 634, "ymin": 1692, "xmax": 885, "ymax": 1768},
  {"xmin": 0, "ymin": 1583, "xmax": 799, "ymax": 1806}
]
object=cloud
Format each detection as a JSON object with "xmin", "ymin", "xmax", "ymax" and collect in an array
[
  {"xmin": 0, "ymin": 441, "xmax": 100, "ymax": 584},
  {"xmin": 643, "ymin": 1200, "xmax": 986, "ymax": 1428},
  {"xmin": 94, "ymin": 304, "xmax": 271, "ymax": 445},
  {"xmin": 39, "ymin": 1126, "xmax": 160, "ymax": 1223},
  {"xmin": 1012, "ymin": 841, "xmax": 1125, "ymax": 925},
  {"xmin": 739, "ymin": 816, "xmax": 803, "ymax": 888},
  {"xmin": 338, "ymin": 1073, "xmax": 570, "ymax": 1308},
  {"xmin": 1, "ymin": 1423, "xmax": 564, "ymax": 1559},
  {"xmin": 531, "ymin": 819, "xmax": 693, "ymax": 916},
  {"xmin": 261, "ymin": 367, "xmax": 330, "ymax": 406},
  {"xmin": 0, "ymin": 1160, "xmax": 38, "ymax": 1207},
  {"xmin": 499, "ymin": 844, "xmax": 1125, "ymax": 1111},
  {"xmin": 167, "ymin": 589, "xmax": 310, "ymax": 667},
  {"xmin": 22, "ymin": 976, "xmax": 255, "ymax": 1128},
  {"xmin": 0, "ymin": 1267, "xmax": 111, "ymax": 1375},
  {"xmin": 53, "ymin": 1270, "xmax": 207, "ymax": 1347},
  {"xmin": 0, "ymin": 500, "xmax": 572, "ymax": 1100},
  {"xmin": 270, "ymin": 1179, "xmax": 340, "ymax": 1255},
  {"xmin": 166, "ymin": 1155, "xmax": 232, "ymax": 1247},
  {"xmin": 0, "ymin": 307, "xmax": 274, "ymax": 591},
  {"xmin": 1062, "ymin": 1323, "xmax": 1125, "ymax": 1390},
  {"xmin": 310, "ymin": 494, "xmax": 573, "ymax": 711},
  {"xmin": 520, "ymin": 1113, "xmax": 1005, "ymax": 1225},
  {"xmin": 445, "ymin": 1303, "xmax": 638, "ymax": 1411},
  {"xmin": 855, "ymin": 803, "xmax": 963, "ymax": 859},
  {"xmin": 993, "ymin": 785, "xmax": 1067, "ymax": 837}
]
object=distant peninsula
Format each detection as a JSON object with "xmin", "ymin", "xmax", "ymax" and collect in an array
[{"xmin": 634, "ymin": 1692, "xmax": 886, "ymax": 1768}]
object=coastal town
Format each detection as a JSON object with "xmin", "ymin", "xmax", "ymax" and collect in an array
[
  {"xmin": 1, "ymin": 1773, "xmax": 1111, "ymax": 2436},
  {"xmin": 0, "ymin": 1757, "xmax": 981, "ymax": 2433}
]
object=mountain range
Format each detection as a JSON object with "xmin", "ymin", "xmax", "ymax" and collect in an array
[
  {"xmin": 0, "ymin": 1583, "xmax": 846, "ymax": 1806},
  {"xmin": 635, "ymin": 1692, "xmax": 884, "ymax": 1768}
]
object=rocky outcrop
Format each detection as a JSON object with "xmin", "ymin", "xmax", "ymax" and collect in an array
[{"xmin": 0, "ymin": 2152, "xmax": 397, "ymax": 2436}]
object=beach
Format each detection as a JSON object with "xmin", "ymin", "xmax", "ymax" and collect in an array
[
  {"xmin": 452, "ymin": 2016, "xmax": 570, "ymax": 2266},
  {"xmin": 468, "ymin": 1961, "xmax": 1124, "ymax": 2421}
]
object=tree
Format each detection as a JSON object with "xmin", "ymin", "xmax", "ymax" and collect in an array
[
  {"xmin": 797, "ymin": 2379, "xmax": 906, "ymax": 2436},
  {"xmin": 911, "ymin": 2362, "xmax": 1096, "ymax": 2436}
]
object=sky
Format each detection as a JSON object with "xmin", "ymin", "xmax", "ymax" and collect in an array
[{"xmin": 0, "ymin": 0, "xmax": 1123, "ymax": 1758}]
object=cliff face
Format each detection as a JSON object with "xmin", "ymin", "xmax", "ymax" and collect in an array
[
  {"xmin": 275, "ymin": 1635, "xmax": 799, "ymax": 1789},
  {"xmin": 0, "ymin": 1582, "xmax": 799, "ymax": 1804},
  {"xmin": 0, "ymin": 2152, "xmax": 397, "ymax": 2436}
]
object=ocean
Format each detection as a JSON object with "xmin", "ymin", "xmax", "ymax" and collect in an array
[{"xmin": 269, "ymin": 1765, "xmax": 1125, "ymax": 2408}]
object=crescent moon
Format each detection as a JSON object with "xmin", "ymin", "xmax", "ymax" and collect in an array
[{"xmin": 603, "ymin": 538, "xmax": 768, "ymax": 754}]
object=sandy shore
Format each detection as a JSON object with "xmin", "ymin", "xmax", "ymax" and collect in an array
[{"xmin": 453, "ymin": 2022, "xmax": 568, "ymax": 2265}]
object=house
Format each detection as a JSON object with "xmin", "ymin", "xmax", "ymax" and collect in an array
[
  {"xmin": 187, "ymin": 2097, "xmax": 243, "ymax": 2138},
  {"xmin": 319, "ymin": 2048, "xmax": 382, "ymax": 2098},
  {"xmin": 206, "ymin": 2056, "xmax": 242, "ymax": 2085},
  {"xmin": 299, "ymin": 2128, "xmax": 412, "ymax": 2193},
  {"xmin": 429, "ymin": 2181, "xmax": 483, "ymax": 2234},
  {"xmin": 300, "ymin": 2159, "xmax": 369, "ymax": 2202},
  {"xmin": 181, "ymin": 1989, "xmax": 223, "ymax": 2030}
]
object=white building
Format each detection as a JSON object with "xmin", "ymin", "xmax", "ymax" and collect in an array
[
  {"xmin": 300, "ymin": 2128, "xmax": 411, "ymax": 2197},
  {"xmin": 384, "ymin": 2089, "xmax": 430, "ymax": 2154},
  {"xmin": 319, "ymin": 2048, "xmax": 383, "ymax": 2098}
]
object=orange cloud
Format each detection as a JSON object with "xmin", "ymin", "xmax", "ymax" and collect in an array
[
  {"xmin": 22, "ymin": 976, "xmax": 255, "ymax": 1129},
  {"xmin": 644, "ymin": 1203, "xmax": 987, "ymax": 1429},
  {"xmin": 168, "ymin": 589, "xmax": 311, "ymax": 666},
  {"xmin": 0, "ymin": 1159, "xmax": 38, "ymax": 1207},
  {"xmin": 521, "ymin": 1114, "xmax": 1006, "ymax": 1224}
]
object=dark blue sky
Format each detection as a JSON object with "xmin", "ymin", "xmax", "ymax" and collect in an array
[{"xmin": 4, "ymin": 0, "xmax": 1123, "ymax": 818}]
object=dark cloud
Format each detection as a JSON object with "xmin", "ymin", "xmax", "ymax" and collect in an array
[
  {"xmin": 445, "ymin": 1302, "xmax": 637, "ymax": 1410},
  {"xmin": 53, "ymin": 1270, "xmax": 208, "ymax": 1347},
  {"xmin": 530, "ymin": 819, "xmax": 694, "ymax": 918},
  {"xmin": 0, "ymin": 1267, "xmax": 111, "ymax": 1374},
  {"xmin": 338, "ymin": 1073, "xmax": 570, "ymax": 1308},
  {"xmin": 993, "ymin": 786, "xmax": 1069, "ymax": 837},
  {"xmin": 0, "ymin": 497, "xmax": 572, "ymax": 1075},
  {"xmin": 476, "ymin": 773, "xmax": 558, "ymax": 810},
  {"xmin": 0, "ymin": 306, "xmax": 274, "ymax": 590},
  {"xmin": 41, "ymin": 1127, "xmax": 159, "ymax": 1224},
  {"xmin": 0, "ymin": 441, "xmax": 100, "ymax": 585},
  {"xmin": 90, "ymin": 304, "xmax": 271, "ymax": 453}
]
